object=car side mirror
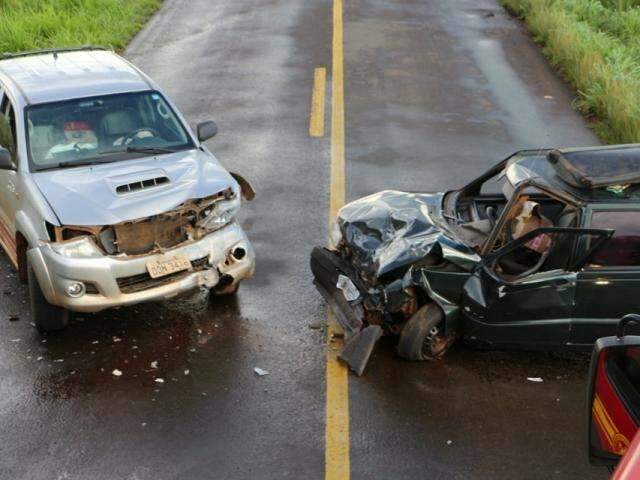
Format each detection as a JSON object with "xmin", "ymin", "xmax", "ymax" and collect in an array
[
  {"xmin": 196, "ymin": 120, "xmax": 218, "ymax": 142},
  {"xmin": 586, "ymin": 314, "xmax": 640, "ymax": 467},
  {"xmin": 0, "ymin": 147, "xmax": 15, "ymax": 170}
]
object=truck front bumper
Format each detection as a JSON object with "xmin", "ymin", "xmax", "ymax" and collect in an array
[{"xmin": 27, "ymin": 222, "xmax": 255, "ymax": 313}]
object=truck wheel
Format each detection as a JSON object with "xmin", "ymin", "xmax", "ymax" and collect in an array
[
  {"xmin": 397, "ymin": 303, "xmax": 454, "ymax": 361},
  {"xmin": 28, "ymin": 262, "xmax": 69, "ymax": 333}
]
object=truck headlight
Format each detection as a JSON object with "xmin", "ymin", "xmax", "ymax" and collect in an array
[
  {"xmin": 51, "ymin": 237, "xmax": 102, "ymax": 258},
  {"xmin": 198, "ymin": 196, "xmax": 241, "ymax": 230}
]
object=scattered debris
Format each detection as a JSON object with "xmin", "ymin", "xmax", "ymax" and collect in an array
[
  {"xmin": 10, "ymin": 338, "xmax": 20, "ymax": 342},
  {"xmin": 254, "ymin": 367, "xmax": 269, "ymax": 376},
  {"xmin": 91, "ymin": 340, "xmax": 99, "ymax": 345},
  {"xmin": 308, "ymin": 320, "xmax": 324, "ymax": 330},
  {"xmin": 447, "ymin": 440, "xmax": 453, "ymax": 445},
  {"xmin": 150, "ymin": 361, "xmax": 158, "ymax": 369},
  {"xmin": 54, "ymin": 359, "xmax": 64, "ymax": 363},
  {"xmin": 543, "ymin": 95, "xmax": 554, "ymax": 100},
  {"xmin": 141, "ymin": 422, "xmax": 147, "ymax": 428},
  {"xmin": 36, "ymin": 356, "xmax": 43, "ymax": 361},
  {"xmin": 154, "ymin": 378, "xmax": 165, "ymax": 384},
  {"xmin": 8, "ymin": 314, "xmax": 19, "ymax": 322},
  {"xmin": 184, "ymin": 369, "xmax": 190, "ymax": 375},
  {"xmin": 113, "ymin": 336, "xmax": 122, "ymax": 343},
  {"xmin": 527, "ymin": 377, "xmax": 544, "ymax": 383},
  {"xmin": 112, "ymin": 369, "xmax": 123, "ymax": 377},
  {"xmin": 197, "ymin": 329, "xmax": 203, "ymax": 335}
]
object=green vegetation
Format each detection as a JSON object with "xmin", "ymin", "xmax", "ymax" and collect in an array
[
  {"xmin": 0, "ymin": 0, "xmax": 161, "ymax": 53},
  {"xmin": 501, "ymin": 0, "xmax": 640, "ymax": 143}
]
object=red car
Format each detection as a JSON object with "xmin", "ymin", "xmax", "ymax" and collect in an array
[{"xmin": 587, "ymin": 314, "xmax": 640, "ymax": 479}]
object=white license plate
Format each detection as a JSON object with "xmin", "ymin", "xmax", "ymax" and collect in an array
[{"xmin": 146, "ymin": 254, "xmax": 191, "ymax": 279}]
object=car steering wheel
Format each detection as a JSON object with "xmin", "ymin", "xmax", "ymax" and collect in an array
[
  {"xmin": 510, "ymin": 240, "xmax": 553, "ymax": 281},
  {"xmin": 121, "ymin": 127, "xmax": 160, "ymax": 145}
]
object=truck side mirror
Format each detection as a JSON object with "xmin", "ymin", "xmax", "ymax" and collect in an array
[
  {"xmin": 0, "ymin": 147, "xmax": 15, "ymax": 170},
  {"xmin": 196, "ymin": 120, "xmax": 218, "ymax": 142},
  {"xmin": 586, "ymin": 314, "xmax": 640, "ymax": 467}
]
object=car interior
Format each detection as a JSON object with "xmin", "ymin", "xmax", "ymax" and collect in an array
[{"xmin": 26, "ymin": 91, "xmax": 191, "ymax": 168}]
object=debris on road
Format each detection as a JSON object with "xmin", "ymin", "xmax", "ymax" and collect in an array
[
  {"xmin": 113, "ymin": 337, "xmax": 122, "ymax": 343},
  {"xmin": 150, "ymin": 361, "xmax": 158, "ymax": 369},
  {"xmin": 527, "ymin": 377, "xmax": 544, "ymax": 383},
  {"xmin": 8, "ymin": 314, "xmax": 19, "ymax": 322},
  {"xmin": 184, "ymin": 369, "xmax": 190, "ymax": 375},
  {"xmin": 254, "ymin": 367, "xmax": 269, "ymax": 376},
  {"xmin": 155, "ymin": 378, "xmax": 165, "ymax": 384},
  {"xmin": 112, "ymin": 369, "xmax": 123, "ymax": 377}
]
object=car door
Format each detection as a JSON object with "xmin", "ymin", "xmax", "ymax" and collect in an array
[
  {"xmin": 462, "ymin": 227, "xmax": 612, "ymax": 348},
  {"xmin": 0, "ymin": 88, "xmax": 20, "ymax": 266},
  {"xmin": 573, "ymin": 207, "xmax": 640, "ymax": 345}
]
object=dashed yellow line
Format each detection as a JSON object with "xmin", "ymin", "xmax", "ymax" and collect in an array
[
  {"xmin": 310, "ymin": 67, "xmax": 327, "ymax": 137},
  {"xmin": 325, "ymin": 0, "xmax": 349, "ymax": 479}
]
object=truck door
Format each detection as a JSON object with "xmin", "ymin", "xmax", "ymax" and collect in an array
[
  {"xmin": 462, "ymin": 227, "xmax": 611, "ymax": 348},
  {"xmin": 0, "ymin": 89, "xmax": 20, "ymax": 267}
]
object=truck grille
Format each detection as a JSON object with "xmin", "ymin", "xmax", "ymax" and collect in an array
[{"xmin": 116, "ymin": 256, "xmax": 209, "ymax": 294}]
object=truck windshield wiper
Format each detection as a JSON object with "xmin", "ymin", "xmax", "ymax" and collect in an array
[
  {"xmin": 36, "ymin": 159, "xmax": 117, "ymax": 171},
  {"xmin": 99, "ymin": 146, "xmax": 178, "ymax": 155}
]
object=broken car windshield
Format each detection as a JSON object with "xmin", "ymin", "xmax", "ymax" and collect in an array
[{"xmin": 26, "ymin": 91, "xmax": 195, "ymax": 171}]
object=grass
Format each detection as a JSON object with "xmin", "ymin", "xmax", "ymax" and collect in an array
[
  {"xmin": 0, "ymin": 0, "xmax": 162, "ymax": 53},
  {"xmin": 501, "ymin": 0, "xmax": 640, "ymax": 144}
]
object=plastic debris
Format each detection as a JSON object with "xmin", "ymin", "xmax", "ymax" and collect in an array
[
  {"xmin": 197, "ymin": 329, "xmax": 203, "ymax": 335},
  {"xmin": 150, "ymin": 361, "xmax": 158, "ymax": 369},
  {"xmin": 10, "ymin": 338, "xmax": 20, "ymax": 342},
  {"xmin": 141, "ymin": 422, "xmax": 147, "ymax": 427},
  {"xmin": 113, "ymin": 336, "xmax": 122, "ymax": 343},
  {"xmin": 184, "ymin": 369, "xmax": 190, "ymax": 375},
  {"xmin": 254, "ymin": 367, "xmax": 269, "ymax": 376},
  {"xmin": 91, "ymin": 340, "xmax": 99, "ymax": 344},
  {"xmin": 112, "ymin": 369, "xmax": 123, "ymax": 377},
  {"xmin": 154, "ymin": 378, "xmax": 165, "ymax": 384},
  {"xmin": 53, "ymin": 359, "xmax": 64, "ymax": 363},
  {"xmin": 527, "ymin": 377, "xmax": 544, "ymax": 383},
  {"xmin": 36, "ymin": 356, "xmax": 43, "ymax": 361},
  {"xmin": 447, "ymin": 440, "xmax": 453, "ymax": 445},
  {"xmin": 543, "ymin": 95, "xmax": 553, "ymax": 100}
]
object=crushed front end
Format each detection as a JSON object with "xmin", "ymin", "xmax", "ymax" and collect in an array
[
  {"xmin": 29, "ymin": 187, "xmax": 255, "ymax": 312},
  {"xmin": 311, "ymin": 190, "xmax": 478, "ymax": 374}
]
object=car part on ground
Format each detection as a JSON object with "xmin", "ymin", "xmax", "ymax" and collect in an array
[
  {"xmin": 312, "ymin": 145, "xmax": 640, "ymax": 374},
  {"xmin": 0, "ymin": 48, "xmax": 256, "ymax": 331}
]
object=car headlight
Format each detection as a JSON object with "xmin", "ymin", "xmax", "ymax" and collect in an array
[
  {"xmin": 198, "ymin": 196, "xmax": 241, "ymax": 230},
  {"xmin": 51, "ymin": 236, "xmax": 103, "ymax": 258},
  {"xmin": 330, "ymin": 221, "xmax": 343, "ymax": 248}
]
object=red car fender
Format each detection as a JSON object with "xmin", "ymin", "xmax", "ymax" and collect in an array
[{"xmin": 613, "ymin": 430, "xmax": 640, "ymax": 480}]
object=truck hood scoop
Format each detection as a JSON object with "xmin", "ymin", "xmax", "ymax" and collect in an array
[{"xmin": 32, "ymin": 149, "xmax": 238, "ymax": 226}]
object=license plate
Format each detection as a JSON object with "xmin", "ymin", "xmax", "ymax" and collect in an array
[{"xmin": 146, "ymin": 254, "xmax": 191, "ymax": 279}]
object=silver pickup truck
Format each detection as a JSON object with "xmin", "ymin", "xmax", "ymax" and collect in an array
[{"xmin": 0, "ymin": 47, "xmax": 255, "ymax": 332}]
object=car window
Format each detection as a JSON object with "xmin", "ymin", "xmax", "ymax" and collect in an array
[
  {"xmin": 493, "ymin": 229, "xmax": 606, "ymax": 282},
  {"xmin": 589, "ymin": 211, "xmax": 640, "ymax": 267},
  {"xmin": 0, "ymin": 94, "xmax": 17, "ymax": 162},
  {"xmin": 25, "ymin": 90, "xmax": 194, "ymax": 171}
]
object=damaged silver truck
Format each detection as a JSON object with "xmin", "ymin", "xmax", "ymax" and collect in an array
[
  {"xmin": 0, "ymin": 47, "xmax": 255, "ymax": 332},
  {"xmin": 311, "ymin": 145, "xmax": 640, "ymax": 374}
]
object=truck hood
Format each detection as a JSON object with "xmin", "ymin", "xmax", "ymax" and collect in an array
[
  {"xmin": 32, "ymin": 149, "xmax": 239, "ymax": 226},
  {"xmin": 337, "ymin": 190, "xmax": 476, "ymax": 279}
]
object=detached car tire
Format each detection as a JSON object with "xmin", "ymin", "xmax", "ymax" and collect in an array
[
  {"xmin": 397, "ymin": 303, "xmax": 453, "ymax": 361},
  {"xmin": 28, "ymin": 262, "xmax": 69, "ymax": 333}
]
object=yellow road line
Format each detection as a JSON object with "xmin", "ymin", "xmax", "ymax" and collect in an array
[
  {"xmin": 325, "ymin": 0, "xmax": 349, "ymax": 479},
  {"xmin": 310, "ymin": 67, "xmax": 327, "ymax": 137}
]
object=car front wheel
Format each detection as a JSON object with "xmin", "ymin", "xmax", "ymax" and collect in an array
[
  {"xmin": 28, "ymin": 262, "xmax": 69, "ymax": 333},
  {"xmin": 397, "ymin": 303, "xmax": 454, "ymax": 361}
]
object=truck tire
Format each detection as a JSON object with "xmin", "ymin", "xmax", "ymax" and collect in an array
[
  {"xmin": 397, "ymin": 303, "xmax": 454, "ymax": 361},
  {"xmin": 28, "ymin": 262, "xmax": 69, "ymax": 333}
]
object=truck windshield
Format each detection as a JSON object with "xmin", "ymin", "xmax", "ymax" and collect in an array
[{"xmin": 26, "ymin": 91, "xmax": 195, "ymax": 171}]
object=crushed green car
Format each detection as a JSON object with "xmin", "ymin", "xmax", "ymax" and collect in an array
[{"xmin": 311, "ymin": 145, "xmax": 640, "ymax": 374}]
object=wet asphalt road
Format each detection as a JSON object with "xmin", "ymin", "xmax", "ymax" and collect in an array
[{"xmin": 0, "ymin": 1, "xmax": 608, "ymax": 479}]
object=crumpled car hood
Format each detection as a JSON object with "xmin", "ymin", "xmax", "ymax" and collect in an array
[
  {"xmin": 337, "ymin": 190, "xmax": 474, "ymax": 279},
  {"xmin": 32, "ymin": 149, "xmax": 239, "ymax": 226}
]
